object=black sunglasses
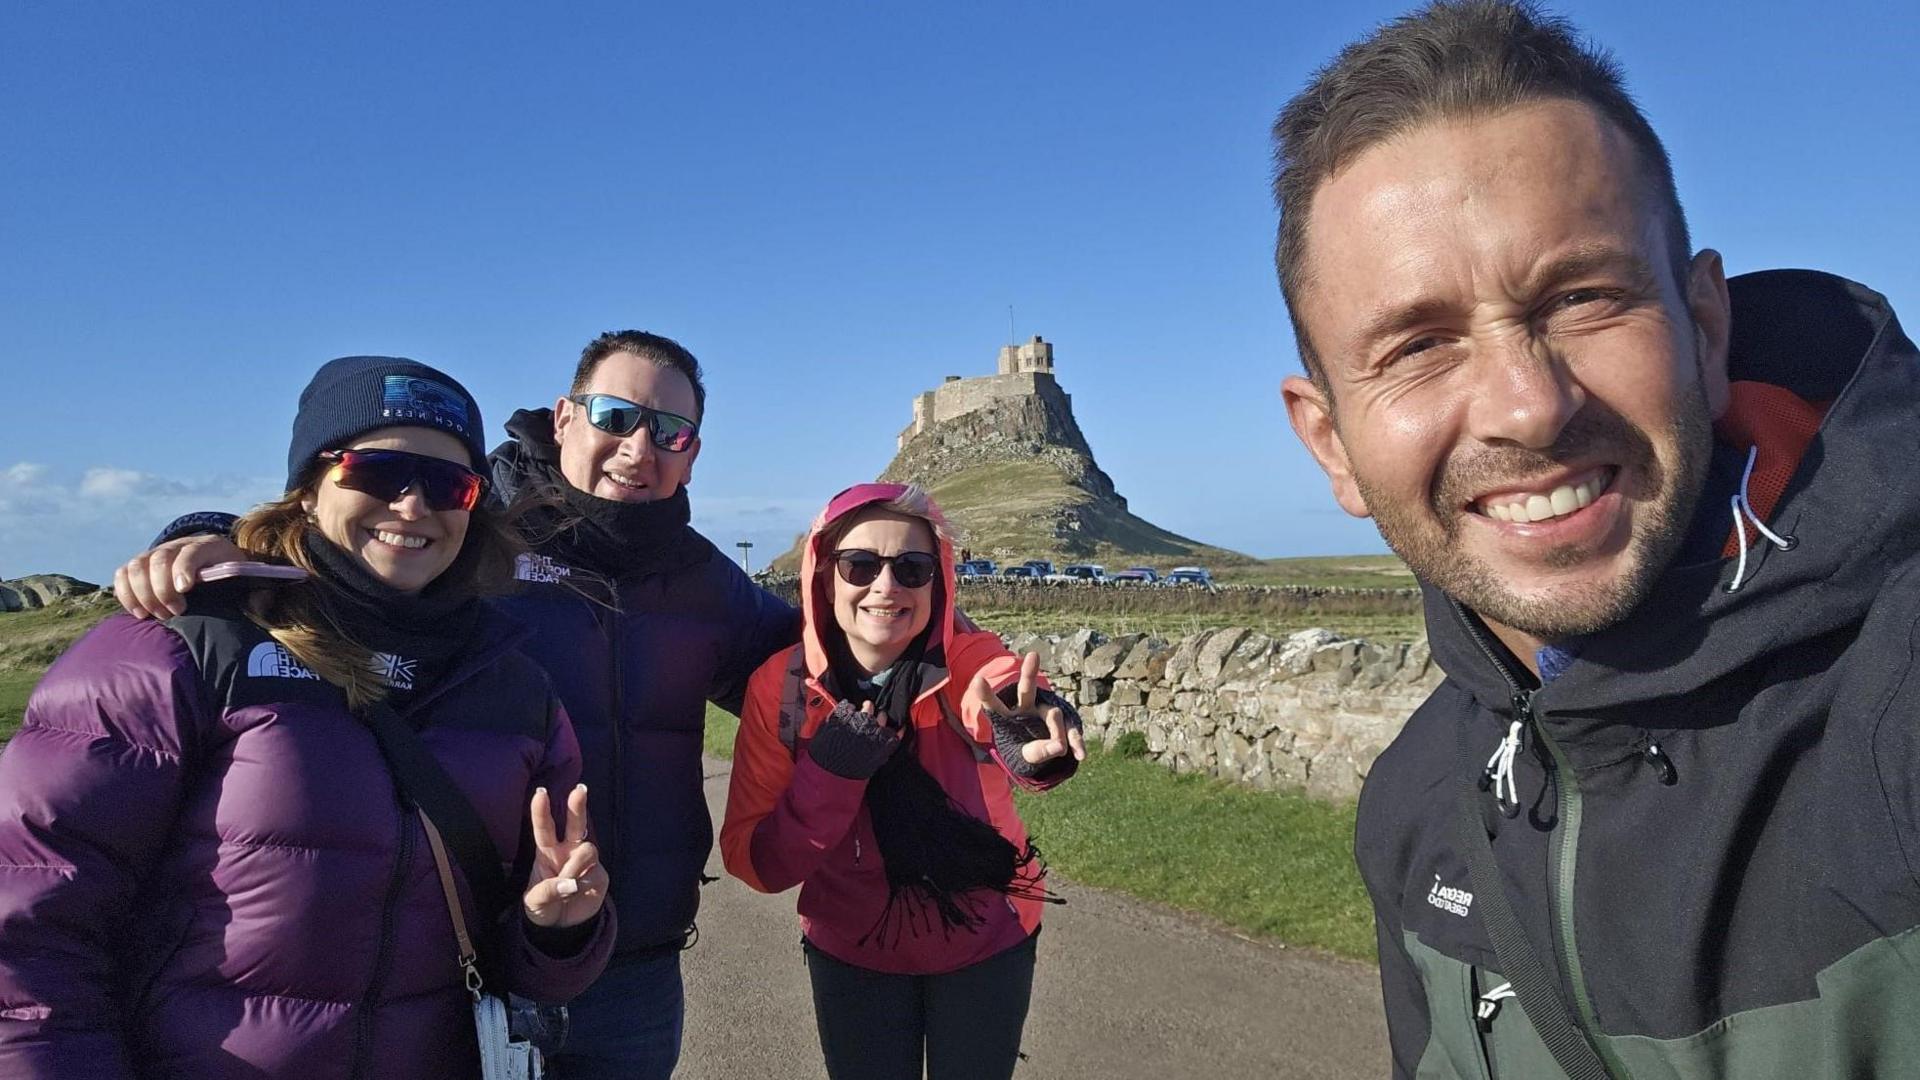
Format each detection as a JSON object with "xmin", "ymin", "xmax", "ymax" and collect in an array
[
  {"xmin": 317, "ymin": 449, "xmax": 488, "ymax": 512},
  {"xmin": 829, "ymin": 549, "xmax": 940, "ymax": 589},
  {"xmin": 567, "ymin": 393, "xmax": 700, "ymax": 452}
]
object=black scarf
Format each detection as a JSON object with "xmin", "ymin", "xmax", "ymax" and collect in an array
[
  {"xmin": 541, "ymin": 482, "xmax": 696, "ymax": 579},
  {"xmin": 300, "ymin": 533, "xmax": 482, "ymax": 708},
  {"xmin": 826, "ymin": 628, "xmax": 1061, "ymax": 946}
]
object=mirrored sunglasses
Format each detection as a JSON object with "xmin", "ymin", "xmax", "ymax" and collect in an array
[
  {"xmin": 568, "ymin": 393, "xmax": 700, "ymax": 453},
  {"xmin": 830, "ymin": 549, "xmax": 939, "ymax": 589},
  {"xmin": 317, "ymin": 448, "xmax": 488, "ymax": 512}
]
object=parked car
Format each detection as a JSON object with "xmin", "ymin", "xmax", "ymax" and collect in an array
[
  {"xmin": 1020, "ymin": 559, "xmax": 1056, "ymax": 576},
  {"xmin": 1001, "ymin": 565, "xmax": 1039, "ymax": 580},
  {"xmin": 1055, "ymin": 564, "xmax": 1107, "ymax": 583},
  {"xmin": 1110, "ymin": 567, "xmax": 1157, "ymax": 584},
  {"xmin": 1163, "ymin": 566, "xmax": 1214, "ymax": 587},
  {"xmin": 964, "ymin": 558, "xmax": 998, "ymax": 576}
]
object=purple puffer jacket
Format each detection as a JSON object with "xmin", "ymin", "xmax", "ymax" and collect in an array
[{"xmin": 0, "ymin": 606, "xmax": 616, "ymax": 1079}]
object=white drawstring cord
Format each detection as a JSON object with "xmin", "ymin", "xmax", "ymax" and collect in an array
[
  {"xmin": 1728, "ymin": 444, "xmax": 1796, "ymax": 592},
  {"xmin": 1484, "ymin": 720, "xmax": 1524, "ymax": 814},
  {"xmin": 1476, "ymin": 981, "xmax": 1517, "ymax": 1025}
]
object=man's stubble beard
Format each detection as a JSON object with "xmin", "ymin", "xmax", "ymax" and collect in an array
[{"xmin": 1352, "ymin": 373, "xmax": 1715, "ymax": 642}]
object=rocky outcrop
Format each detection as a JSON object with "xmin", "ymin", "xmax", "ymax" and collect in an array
[
  {"xmin": 1010, "ymin": 626, "xmax": 1440, "ymax": 802},
  {"xmin": 0, "ymin": 575, "xmax": 102, "ymax": 613},
  {"xmin": 881, "ymin": 375, "xmax": 1122, "ymax": 506}
]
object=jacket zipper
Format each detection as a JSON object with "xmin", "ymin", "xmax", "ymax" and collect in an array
[
  {"xmin": 596, "ymin": 596, "xmax": 627, "ymax": 879},
  {"xmin": 1452, "ymin": 605, "xmax": 1626, "ymax": 1078},
  {"xmin": 351, "ymin": 793, "xmax": 415, "ymax": 1080}
]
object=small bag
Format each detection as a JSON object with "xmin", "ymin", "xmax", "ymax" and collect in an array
[{"xmin": 419, "ymin": 810, "xmax": 545, "ymax": 1080}]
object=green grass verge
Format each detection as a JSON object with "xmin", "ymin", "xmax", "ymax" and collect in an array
[
  {"xmin": 968, "ymin": 608, "xmax": 1426, "ymax": 645},
  {"xmin": 700, "ymin": 703, "xmax": 1374, "ymax": 961},
  {"xmin": 0, "ymin": 669, "xmax": 43, "ymax": 746}
]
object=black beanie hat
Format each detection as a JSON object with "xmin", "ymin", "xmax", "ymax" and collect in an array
[{"xmin": 285, "ymin": 356, "xmax": 489, "ymax": 492}]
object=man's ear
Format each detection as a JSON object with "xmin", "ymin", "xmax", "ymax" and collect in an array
[
  {"xmin": 681, "ymin": 436, "xmax": 700, "ymax": 487},
  {"xmin": 1282, "ymin": 374, "xmax": 1370, "ymax": 519},
  {"xmin": 551, "ymin": 396, "xmax": 574, "ymax": 447},
  {"xmin": 1686, "ymin": 249, "xmax": 1733, "ymax": 419}
]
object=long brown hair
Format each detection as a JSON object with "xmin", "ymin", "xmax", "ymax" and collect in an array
[{"xmin": 231, "ymin": 471, "xmax": 528, "ymax": 711}]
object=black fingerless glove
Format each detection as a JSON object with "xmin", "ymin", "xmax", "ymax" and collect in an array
[
  {"xmin": 806, "ymin": 699, "xmax": 903, "ymax": 780},
  {"xmin": 988, "ymin": 687, "xmax": 1083, "ymax": 780}
]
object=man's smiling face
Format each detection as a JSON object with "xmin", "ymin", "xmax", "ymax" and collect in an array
[
  {"xmin": 552, "ymin": 350, "xmax": 702, "ymax": 504},
  {"xmin": 1282, "ymin": 100, "xmax": 1733, "ymax": 647}
]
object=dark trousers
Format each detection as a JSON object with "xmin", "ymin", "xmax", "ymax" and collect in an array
[{"xmin": 803, "ymin": 931, "xmax": 1040, "ymax": 1080}]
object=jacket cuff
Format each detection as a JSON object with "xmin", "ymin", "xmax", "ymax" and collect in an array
[
  {"xmin": 524, "ymin": 913, "xmax": 599, "ymax": 958},
  {"xmin": 504, "ymin": 898, "xmax": 617, "ymax": 1004}
]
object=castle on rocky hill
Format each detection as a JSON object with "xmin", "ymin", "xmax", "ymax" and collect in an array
[
  {"xmin": 887, "ymin": 335, "xmax": 1123, "ymax": 507},
  {"xmin": 898, "ymin": 336, "xmax": 1062, "ymax": 448}
]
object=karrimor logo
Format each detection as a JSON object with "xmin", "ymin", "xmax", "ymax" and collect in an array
[
  {"xmin": 372, "ymin": 653, "xmax": 418, "ymax": 691},
  {"xmin": 515, "ymin": 553, "xmax": 573, "ymax": 584},
  {"xmin": 246, "ymin": 642, "xmax": 319, "ymax": 680},
  {"xmin": 1427, "ymin": 874, "xmax": 1474, "ymax": 918}
]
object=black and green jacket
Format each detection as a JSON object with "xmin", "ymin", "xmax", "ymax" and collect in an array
[{"xmin": 1359, "ymin": 271, "xmax": 1920, "ymax": 1079}]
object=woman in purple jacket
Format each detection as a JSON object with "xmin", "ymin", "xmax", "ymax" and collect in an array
[{"xmin": 0, "ymin": 357, "xmax": 615, "ymax": 1079}]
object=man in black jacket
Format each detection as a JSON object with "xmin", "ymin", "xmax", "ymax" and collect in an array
[{"xmin": 1274, "ymin": 2, "xmax": 1920, "ymax": 1077}]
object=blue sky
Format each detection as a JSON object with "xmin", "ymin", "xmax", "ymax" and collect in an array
[{"xmin": 3, "ymin": 1, "xmax": 1916, "ymax": 583}]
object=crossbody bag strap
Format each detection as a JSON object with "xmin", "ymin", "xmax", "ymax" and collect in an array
[
  {"xmin": 1452, "ymin": 725, "xmax": 1616, "ymax": 1080},
  {"xmin": 359, "ymin": 701, "xmax": 514, "ymax": 971},
  {"xmin": 419, "ymin": 810, "xmax": 486, "ymax": 1000}
]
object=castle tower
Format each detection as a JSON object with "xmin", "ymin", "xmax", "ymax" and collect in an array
[{"xmin": 996, "ymin": 335, "xmax": 1055, "ymax": 376}]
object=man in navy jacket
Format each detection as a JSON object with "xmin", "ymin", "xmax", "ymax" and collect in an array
[{"xmin": 120, "ymin": 331, "xmax": 800, "ymax": 1079}]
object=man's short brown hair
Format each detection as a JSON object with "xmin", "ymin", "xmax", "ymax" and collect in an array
[
  {"xmin": 571, "ymin": 330, "xmax": 708, "ymax": 421},
  {"xmin": 1271, "ymin": 0, "xmax": 1691, "ymax": 384}
]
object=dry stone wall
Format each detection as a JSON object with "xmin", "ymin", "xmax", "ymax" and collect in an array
[{"xmin": 1006, "ymin": 626, "xmax": 1442, "ymax": 802}]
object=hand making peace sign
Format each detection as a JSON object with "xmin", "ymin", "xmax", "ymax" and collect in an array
[
  {"xmin": 965, "ymin": 650, "xmax": 1087, "ymax": 765},
  {"xmin": 522, "ymin": 783, "xmax": 610, "ymax": 928}
]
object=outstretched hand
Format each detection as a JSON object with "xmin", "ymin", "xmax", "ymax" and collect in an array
[
  {"xmin": 523, "ymin": 784, "xmax": 609, "ymax": 929},
  {"xmin": 966, "ymin": 651, "xmax": 1086, "ymax": 764},
  {"xmin": 113, "ymin": 535, "xmax": 243, "ymax": 619}
]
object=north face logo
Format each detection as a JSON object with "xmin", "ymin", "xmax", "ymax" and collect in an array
[
  {"xmin": 516, "ymin": 553, "xmax": 573, "ymax": 584},
  {"xmin": 1427, "ymin": 874, "xmax": 1474, "ymax": 918},
  {"xmin": 247, "ymin": 642, "xmax": 319, "ymax": 680}
]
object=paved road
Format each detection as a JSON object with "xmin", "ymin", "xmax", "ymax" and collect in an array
[{"xmin": 679, "ymin": 756, "xmax": 1389, "ymax": 1079}]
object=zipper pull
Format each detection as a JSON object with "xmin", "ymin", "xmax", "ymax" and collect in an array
[
  {"xmin": 1476, "ymin": 980, "xmax": 1516, "ymax": 1031},
  {"xmin": 1478, "ymin": 690, "xmax": 1533, "ymax": 817},
  {"xmin": 1641, "ymin": 740, "xmax": 1678, "ymax": 785},
  {"xmin": 854, "ymin": 837, "xmax": 862, "ymax": 865}
]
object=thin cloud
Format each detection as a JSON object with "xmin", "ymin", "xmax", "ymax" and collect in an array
[{"xmin": 0, "ymin": 462, "xmax": 281, "ymax": 583}]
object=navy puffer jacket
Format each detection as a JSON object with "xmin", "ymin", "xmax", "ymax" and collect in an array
[
  {"xmin": 0, "ymin": 600, "xmax": 615, "ymax": 1079},
  {"xmin": 489, "ymin": 408, "xmax": 801, "ymax": 956}
]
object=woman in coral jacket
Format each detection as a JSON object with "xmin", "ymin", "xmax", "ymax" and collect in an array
[{"xmin": 721, "ymin": 482, "xmax": 1085, "ymax": 1079}]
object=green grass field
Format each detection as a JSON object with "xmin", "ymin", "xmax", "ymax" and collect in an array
[
  {"xmin": 966, "ymin": 608, "xmax": 1425, "ymax": 645},
  {"xmin": 700, "ymin": 704, "xmax": 1374, "ymax": 960}
]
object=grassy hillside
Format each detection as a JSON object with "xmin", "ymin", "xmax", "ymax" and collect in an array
[
  {"xmin": 772, "ymin": 459, "xmax": 1258, "ymax": 573},
  {"xmin": 1219, "ymin": 554, "xmax": 1414, "ymax": 589},
  {"xmin": 0, "ymin": 601, "xmax": 114, "ymax": 743}
]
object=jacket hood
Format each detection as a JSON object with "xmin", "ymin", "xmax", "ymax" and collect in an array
[
  {"xmin": 799, "ymin": 483, "xmax": 960, "ymax": 685},
  {"xmin": 489, "ymin": 407, "xmax": 564, "ymax": 502},
  {"xmin": 1426, "ymin": 270, "xmax": 1920, "ymax": 749}
]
